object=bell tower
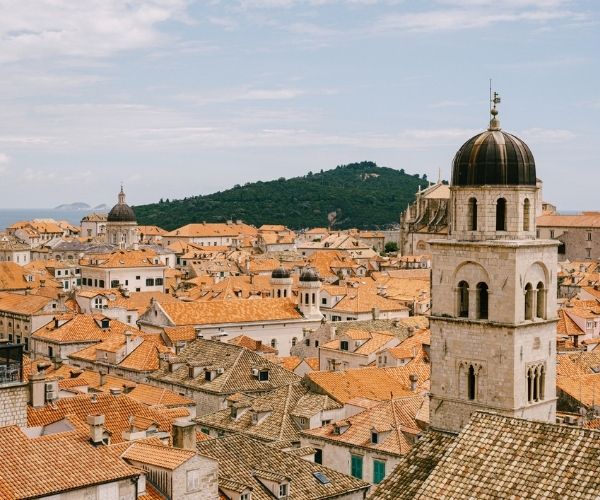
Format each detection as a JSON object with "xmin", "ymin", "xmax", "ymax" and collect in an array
[{"xmin": 429, "ymin": 94, "xmax": 558, "ymax": 433}]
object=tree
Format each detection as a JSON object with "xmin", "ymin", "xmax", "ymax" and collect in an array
[{"xmin": 385, "ymin": 241, "xmax": 399, "ymax": 253}]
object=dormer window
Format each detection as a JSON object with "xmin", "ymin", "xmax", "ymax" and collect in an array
[
  {"xmin": 340, "ymin": 340, "xmax": 349, "ymax": 351},
  {"xmin": 101, "ymin": 318, "xmax": 110, "ymax": 329},
  {"xmin": 205, "ymin": 370, "xmax": 215, "ymax": 382},
  {"xmin": 279, "ymin": 484, "xmax": 288, "ymax": 498},
  {"xmin": 371, "ymin": 431, "xmax": 379, "ymax": 444},
  {"xmin": 259, "ymin": 370, "xmax": 269, "ymax": 381}
]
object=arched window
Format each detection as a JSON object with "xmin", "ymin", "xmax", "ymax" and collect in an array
[
  {"xmin": 476, "ymin": 282, "xmax": 488, "ymax": 319},
  {"xmin": 312, "ymin": 293, "xmax": 316, "ymax": 305},
  {"xmin": 283, "ymin": 289, "xmax": 287, "ymax": 298},
  {"xmin": 468, "ymin": 198, "xmax": 478, "ymax": 231},
  {"xmin": 458, "ymin": 281, "xmax": 469, "ymax": 318},
  {"xmin": 527, "ymin": 364, "xmax": 546, "ymax": 403},
  {"xmin": 496, "ymin": 198, "xmax": 507, "ymax": 231},
  {"xmin": 524, "ymin": 283, "xmax": 534, "ymax": 320},
  {"xmin": 536, "ymin": 282, "xmax": 545, "ymax": 319},
  {"xmin": 527, "ymin": 367, "xmax": 533, "ymax": 402},
  {"xmin": 467, "ymin": 365, "xmax": 476, "ymax": 400},
  {"xmin": 539, "ymin": 365, "xmax": 545, "ymax": 400},
  {"xmin": 523, "ymin": 198, "xmax": 531, "ymax": 231},
  {"xmin": 277, "ymin": 289, "xmax": 281, "ymax": 298},
  {"xmin": 305, "ymin": 293, "xmax": 309, "ymax": 305}
]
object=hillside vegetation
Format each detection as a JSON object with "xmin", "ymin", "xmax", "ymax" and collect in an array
[{"xmin": 134, "ymin": 162, "xmax": 432, "ymax": 230}]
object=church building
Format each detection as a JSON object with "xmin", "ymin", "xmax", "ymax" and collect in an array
[
  {"xmin": 106, "ymin": 186, "xmax": 138, "ymax": 249},
  {"xmin": 428, "ymin": 96, "xmax": 559, "ymax": 432}
]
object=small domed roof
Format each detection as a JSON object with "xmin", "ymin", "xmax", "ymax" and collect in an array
[
  {"xmin": 299, "ymin": 268, "xmax": 319, "ymax": 282},
  {"xmin": 107, "ymin": 187, "xmax": 136, "ymax": 223},
  {"xmin": 271, "ymin": 267, "xmax": 290, "ymax": 279},
  {"xmin": 451, "ymin": 97, "xmax": 536, "ymax": 187}
]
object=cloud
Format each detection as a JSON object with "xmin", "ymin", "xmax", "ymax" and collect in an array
[
  {"xmin": 175, "ymin": 87, "xmax": 307, "ymax": 105},
  {"xmin": 520, "ymin": 128, "xmax": 576, "ymax": 142},
  {"xmin": 0, "ymin": 153, "xmax": 8, "ymax": 175},
  {"xmin": 0, "ymin": 0, "xmax": 189, "ymax": 63},
  {"xmin": 373, "ymin": 5, "xmax": 587, "ymax": 32}
]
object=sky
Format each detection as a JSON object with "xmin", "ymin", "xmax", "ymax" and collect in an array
[{"xmin": 0, "ymin": 0, "xmax": 598, "ymax": 209}]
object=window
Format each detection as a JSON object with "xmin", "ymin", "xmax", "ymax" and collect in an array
[
  {"xmin": 550, "ymin": 229, "xmax": 555, "ymax": 238},
  {"xmin": 155, "ymin": 278, "xmax": 164, "ymax": 286},
  {"xmin": 340, "ymin": 340, "xmax": 349, "ymax": 351},
  {"xmin": 536, "ymin": 282, "xmax": 546, "ymax": 319},
  {"xmin": 305, "ymin": 339, "xmax": 310, "ymax": 347},
  {"xmin": 373, "ymin": 460, "xmax": 386, "ymax": 484},
  {"xmin": 527, "ymin": 364, "xmax": 546, "ymax": 403},
  {"xmin": 468, "ymin": 197, "xmax": 478, "ymax": 231},
  {"xmin": 476, "ymin": 282, "xmax": 488, "ymax": 320},
  {"xmin": 322, "ymin": 298, "xmax": 327, "ymax": 305},
  {"xmin": 278, "ymin": 484, "xmax": 288, "ymax": 498},
  {"xmin": 111, "ymin": 280, "xmax": 120, "ymax": 288},
  {"xmin": 350, "ymin": 455, "xmax": 363, "ymax": 479},
  {"xmin": 467, "ymin": 365, "xmax": 476, "ymax": 400},
  {"xmin": 146, "ymin": 278, "xmax": 155, "ymax": 286},
  {"xmin": 523, "ymin": 198, "xmax": 531, "ymax": 231},
  {"xmin": 186, "ymin": 469, "xmax": 201, "ymax": 492},
  {"xmin": 259, "ymin": 370, "xmax": 269, "ymax": 381},
  {"xmin": 98, "ymin": 280, "xmax": 104, "ymax": 288},
  {"xmin": 241, "ymin": 494, "xmax": 250, "ymax": 500},
  {"xmin": 205, "ymin": 371, "xmax": 214, "ymax": 381},
  {"xmin": 48, "ymin": 346, "xmax": 53, "ymax": 358},
  {"xmin": 271, "ymin": 339, "xmax": 277, "ymax": 349},
  {"xmin": 458, "ymin": 281, "xmax": 469, "ymax": 318},
  {"xmin": 371, "ymin": 431, "xmax": 379, "ymax": 444},
  {"xmin": 314, "ymin": 448, "xmax": 323, "ymax": 464},
  {"xmin": 496, "ymin": 198, "xmax": 507, "ymax": 231},
  {"xmin": 136, "ymin": 276, "xmax": 141, "ymax": 280},
  {"xmin": 524, "ymin": 283, "xmax": 534, "ymax": 320},
  {"xmin": 588, "ymin": 232, "xmax": 593, "ymax": 241},
  {"xmin": 291, "ymin": 337, "xmax": 297, "ymax": 346}
]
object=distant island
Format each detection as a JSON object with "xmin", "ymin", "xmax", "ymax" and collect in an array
[
  {"xmin": 54, "ymin": 203, "xmax": 108, "ymax": 211},
  {"xmin": 135, "ymin": 161, "xmax": 438, "ymax": 230}
]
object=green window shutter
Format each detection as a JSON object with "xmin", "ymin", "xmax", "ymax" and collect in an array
[
  {"xmin": 373, "ymin": 460, "xmax": 386, "ymax": 484},
  {"xmin": 351, "ymin": 455, "xmax": 363, "ymax": 479}
]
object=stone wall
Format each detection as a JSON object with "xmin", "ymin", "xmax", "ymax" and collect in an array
[{"xmin": 0, "ymin": 383, "xmax": 27, "ymax": 427}]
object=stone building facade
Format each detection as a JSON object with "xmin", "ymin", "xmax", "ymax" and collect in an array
[{"xmin": 429, "ymin": 103, "xmax": 558, "ymax": 433}]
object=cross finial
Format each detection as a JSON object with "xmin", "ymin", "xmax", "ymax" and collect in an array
[{"xmin": 488, "ymin": 82, "xmax": 501, "ymax": 131}]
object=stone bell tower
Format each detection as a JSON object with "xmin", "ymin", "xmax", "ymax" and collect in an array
[{"xmin": 429, "ymin": 94, "xmax": 558, "ymax": 433}]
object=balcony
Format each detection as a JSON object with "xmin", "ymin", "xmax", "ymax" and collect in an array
[{"xmin": 0, "ymin": 343, "xmax": 23, "ymax": 386}]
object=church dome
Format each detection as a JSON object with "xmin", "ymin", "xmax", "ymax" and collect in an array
[
  {"xmin": 299, "ymin": 268, "xmax": 319, "ymax": 282},
  {"xmin": 451, "ymin": 100, "xmax": 536, "ymax": 187},
  {"xmin": 107, "ymin": 187, "xmax": 136, "ymax": 223},
  {"xmin": 271, "ymin": 266, "xmax": 290, "ymax": 279}
]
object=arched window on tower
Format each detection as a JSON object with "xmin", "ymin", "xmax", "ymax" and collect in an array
[
  {"xmin": 467, "ymin": 365, "xmax": 476, "ymax": 400},
  {"xmin": 458, "ymin": 281, "xmax": 469, "ymax": 318},
  {"xmin": 277, "ymin": 289, "xmax": 281, "ymax": 298},
  {"xmin": 476, "ymin": 282, "xmax": 488, "ymax": 319},
  {"xmin": 524, "ymin": 283, "xmax": 534, "ymax": 320},
  {"xmin": 496, "ymin": 198, "xmax": 507, "ymax": 231},
  {"xmin": 536, "ymin": 282, "xmax": 546, "ymax": 319},
  {"xmin": 523, "ymin": 198, "xmax": 531, "ymax": 231},
  {"xmin": 468, "ymin": 198, "xmax": 478, "ymax": 231},
  {"xmin": 527, "ymin": 364, "xmax": 546, "ymax": 403}
]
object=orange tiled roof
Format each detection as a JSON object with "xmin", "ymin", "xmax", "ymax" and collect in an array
[
  {"xmin": 33, "ymin": 314, "xmax": 135, "ymax": 343},
  {"xmin": 306, "ymin": 357, "xmax": 429, "ymax": 403},
  {"xmin": 80, "ymin": 248, "xmax": 165, "ymax": 269},
  {"xmin": 120, "ymin": 441, "xmax": 196, "ymax": 469},
  {"xmin": 27, "ymin": 393, "xmax": 174, "ymax": 444},
  {"xmin": 0, "ymin": 292, "xmax": 54, "ymax": 315},
  {"xmin": 158, "ymin": 298, "xmax": 303, "ymax": 326},
  {"xmin": 228, "ymin": 335, "xmax": 278, "ymax": 354},
  {"xmin": 0, "ymin": 422, "xmax": 139, "ymax": 499},
  {"xmin": 302, "ymin": 395, "xmax": 426, "ymax": 456}
]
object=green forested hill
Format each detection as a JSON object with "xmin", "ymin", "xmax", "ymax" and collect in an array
[{"xmin": 134, "ymin": 162, "xmax": 432, "ymax": 230}]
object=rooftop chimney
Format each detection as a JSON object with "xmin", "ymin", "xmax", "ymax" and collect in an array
[
  {"xmin": 109, "ymin": 387, "xmax": 122, "ymax": 396},
  {"xmin": 124, "ymin": 331, "xmax": 134, "ymax": 355},
  {"xmin": 172, "ymin": 420, "xmax": 197, "ymax": 450},
  {"xmin": 87, "ymin": 414, "xmax": 108, "ymax": 445},
  {"xmin": 99, "ymin": 370, "xmax": 107, "ymax": 387},
  {"xmin": 409, "ymin": 374, "xmax": 418, "ymax": 392}
]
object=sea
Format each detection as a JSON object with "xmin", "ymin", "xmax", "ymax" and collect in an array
[{"xmin": 0, "ymin": 209, "xmax": 99, "ymax": 231}]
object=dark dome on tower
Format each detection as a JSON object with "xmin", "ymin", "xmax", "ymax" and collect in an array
[
  {"xmin": 271, "ymin": 267, "xmax": 290, "ymax": 279},
  {"xmin": 299, "ymin": 268, "xmax": 319, "ymax": 282},
  {"xmin": 451, "ymin": 100, "xmax": 536, "ymax": 187},
  {"xmin": 107, "ymin": 186, "xmax": 136, "ymax": 223}
]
